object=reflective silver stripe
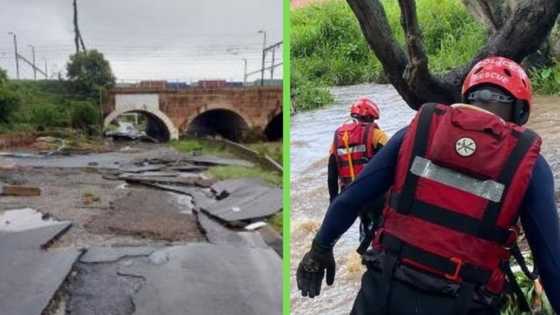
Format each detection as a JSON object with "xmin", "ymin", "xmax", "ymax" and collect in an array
[
  {"xmin": 337, "ymin": 144, "xmax": 367, "ymax": 156},
  {"xmin": 410, "ymin": 156, "xmax": 505, "ymax": 202}
]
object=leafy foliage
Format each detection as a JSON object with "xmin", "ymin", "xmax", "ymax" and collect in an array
[
  {"xmin": 0, "ymin": 88, "xmax": 21, "ymax": 123},
  {"xmin": 292, "ymin": 0, "xmax": 560, "ymax": 110},
  {"xmin": 69, "ymin": 100, "xmax": 100, "ymax": 131},
  {"xmin": 66, "ymin": 49, "xmax": 115, "ymax": 98}
]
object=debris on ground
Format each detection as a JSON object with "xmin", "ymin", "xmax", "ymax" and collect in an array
[
  {"xmin": 79, "ymin": 246, "xmax": 159, "ymax": 263},
  {"xmin": 0, "ymin": 142, "xmax": 283, "ymax": 314},
  {"xmin": 85, "ymin": 189, "xmax": 205, "ymax": 242},
  {"xmin": 182, "ymin": 155, "xmax": 255, "ymax": 167},
  {"xmin": 0, "ymin": 208, "xmax": 80, "ymax": 315},
  {"xmin": 197, "ymin": 211, "xmax": 268, "ymax": 249},
  {"xmin": 202, "ymin": 178, "xmax": 282, "ymax": 224},
  {"xmin": 0, "ymin": 184, "xmax": 41, "ymax": 196}
]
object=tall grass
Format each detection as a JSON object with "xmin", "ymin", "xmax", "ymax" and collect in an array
[{"xmin": 292, "ymin": 0, "xmax": 559, "ymax": 111}]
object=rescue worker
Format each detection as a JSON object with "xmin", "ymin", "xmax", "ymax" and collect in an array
[
  {"xmin": 296, "ymin": 56, "xmax": 560, "ymax": 315},
  {"xmin": 328, "ymin": 97, "xmax": 388, "ymax": 247}
]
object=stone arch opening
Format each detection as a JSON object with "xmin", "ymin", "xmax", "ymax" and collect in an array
[
  {"xmin": 187, "ymin": 109, "xmax": 249, "ymax": 141},
  {"xmin": 264, "ymin": 113, "xmax": 282, "ymax": 141},
  {"xmin": 104, "ymin": 110, "xmax": 178, "ymax": 142}
]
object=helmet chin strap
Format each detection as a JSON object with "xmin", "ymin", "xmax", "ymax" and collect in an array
[{"xmin": 513, "ymin": 100, "xmax": 529, "ymax": 125}]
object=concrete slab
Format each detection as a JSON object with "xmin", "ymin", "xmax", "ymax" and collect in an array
[
  {"xmin": 146, "ymin": 183, "xmax": 213, "ymax": 207},
  {"xmin": 80, "ymin": 246, "xmax": 158, "ymax": 263},
  {"xmin": 119, "ymin": 174, "xmax": 214, "ymax": 188},
  {"xmin": 0, "ymin": 222, "xmax": 71, "ymax": 250},
  {"xmin": 203, "ymin": 184, "xmax": 282, "ymax": 222},
  {"xmin": 119, "ymin": 244, "xmax": 281, "ymax": 315},
  {"xmin": 66, "ymin": 262, "xmax": 143, "ymax": 315},
  {"xmin": 0, "ymin": 208, "xmax": 68, "ymax": 232},
  {"xmin": 118, "ymin": 164, "xmax": 164, "ymax": 173},
  {"xmin": 127, "ymin": 171, "xmax": 178, "ymax": 177},
  {"xmin": 183, "ymin": 155, "xmax": 254, "ymax": 167},
  {"xmin": 197, "ymin": 211, "xmax": 268, "ymax": 249},
  {"xmin": 258, "ymin": 225, "xmax": 283, "ymax": 257},
  {"xmin": 167, "ymin": 164, "xmax": 208, "ymax": 172},
  {"xmin": 211, "ymin": 178, "xmax": 267, "ymax": 199},
  {"xmin": 0, "ymin": 184, "xmax": 41, "ymax": 196},
  {"xmin": 0, "ymin": 248, "xmax": 81, "ymax": 315}
]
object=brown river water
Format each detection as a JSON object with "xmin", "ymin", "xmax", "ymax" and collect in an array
[{"xmin": 290, "ymin": 83, "xmax": 560, "ymax": 315}]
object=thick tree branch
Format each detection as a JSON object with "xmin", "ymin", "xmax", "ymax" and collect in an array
[
  {"xmin": 347, "ymin": 0, "xmax": 457, "ymax": 109},
  {"xmin": 348, "ymin": 0, "xmax": 560, "ymax": 110},
  {"xmin": 397, "ymin": 0, "xmax": 430, "ymax": 89}
]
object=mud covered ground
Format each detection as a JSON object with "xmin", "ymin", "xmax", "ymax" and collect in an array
[
  {"xmin": 0, "ymin": 140, "xmax": 282, "ymax": 315},
  {"xmin": 290, "ymin": 83, "xmax": 560, "ymax": 315}
]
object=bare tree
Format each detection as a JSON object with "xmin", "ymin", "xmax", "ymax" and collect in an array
[
  {"xmin": 73, "ymin": 0, "xmax": 86, "ymax": 54},
  {"xmin": 346, "ymin": 0, "xmax": 560, "ymax": 110}
]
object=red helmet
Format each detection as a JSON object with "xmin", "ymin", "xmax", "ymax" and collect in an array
[
  {"xmin": 462, "ymin": 56, "xmax": 532, "ymax": 124},
  {"xmin": 350, "ymin": 97, "xmax": 380, "ymax": 120}
]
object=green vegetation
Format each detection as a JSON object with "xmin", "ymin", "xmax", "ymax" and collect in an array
[
  {"xmin": 170, "ymin": 138, "xmax": 236, "ymax": 157},
  {"xmin": 66, "ymin": 49, "xmax": 115, "ymax": 98},
  {"xmin": 292, "ymin": 0, "xmax": 560, "ymax": 111},
  {"xmin": 267, "ymin": 213, "xmax": 283, "ymax": 236},
  {"xmin": 0, "ymin": 79, "xmax": 102, "ymax": 135},
  {"xmin": 0, "ymin": 49, "xmax": 114, "ymax": 135},
  {"xmin": 171, "ymin": 138, "xmax": 282, "ymax": 186},
  {"xmin": 208, "ymin": 165, "xmax": 281, "ymax": 186},
  {"xmin": 502, "ymin": 258, "xmax": 553, "ymax": 314},
  {"xmin": 172, "ymin": 137, "xmax": 283, "ymax": 231},
  {"xmin": 247, "ymin": 142, "xmax": 283, "ymax": 163},
  {"xmin": 531, "ymin": 63, "xmax": 560, "ymax": 95}
]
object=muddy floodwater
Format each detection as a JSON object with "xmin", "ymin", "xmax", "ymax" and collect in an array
[{"xmin": 290, "ymin": 83, "xmax": 560, "ymax": 315}]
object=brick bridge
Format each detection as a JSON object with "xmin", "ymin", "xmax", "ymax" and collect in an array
[{"xmin": 102, "ymin": 84, "xmax": 282, "ymax": 141}]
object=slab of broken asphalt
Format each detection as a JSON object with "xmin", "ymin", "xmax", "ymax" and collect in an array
[
  {"xmin": 0, "ymin": 209, "xmax": 81, "ymax": 315},
  {"xmin": 119, "ymin": 244, "xmax": 281, "ymax": 315},
  {"xmin": 0, "ymin": 145, "xmax": 283, "ymax": 314},
  {"xmin": 202, "ymin": 178, "xmax": 283, "ymax": 225}
]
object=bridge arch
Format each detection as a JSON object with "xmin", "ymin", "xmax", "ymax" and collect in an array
[
  {"xmin": 184, "ymin": 105, "xmax": 252, "ymax": 141},
  {"xmin": 264, "ymin": 112, "xmax": 282, "ymax": 141},
  {"xmin": 104, "ymin": 108, "xmax": 179, "ymax": 141}
]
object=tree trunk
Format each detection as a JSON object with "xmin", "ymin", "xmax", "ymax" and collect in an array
[{"xmin": 347, "ymin": 0, "xmax": 560, "ymax": 110}]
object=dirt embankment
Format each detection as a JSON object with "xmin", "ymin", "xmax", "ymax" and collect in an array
[{"xmin": 0, "ymin": 133, "xmax": 36, "ymax": 149}]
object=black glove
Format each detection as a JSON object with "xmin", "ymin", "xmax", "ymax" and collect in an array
[{"xmin": 296, "ymin": 239, "xmax": 336, "ymax": 298}]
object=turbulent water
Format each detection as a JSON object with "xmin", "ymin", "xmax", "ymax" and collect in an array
[
  {"xmin": 290, "ymin": 83, "xmax": 560, "ymax": 315},
  {"xmin": 290, "ymin": 83, "xmax": 415, "ymax": 315}
]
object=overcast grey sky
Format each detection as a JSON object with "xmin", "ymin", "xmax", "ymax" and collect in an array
[{"xmin": 0, "ymin": 0, "xmax": 283, "ymax": 82}]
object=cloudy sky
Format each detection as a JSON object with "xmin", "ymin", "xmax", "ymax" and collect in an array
[{"xmin": 0, "ymin": 0, "xmax": 283, "ymax": 82}]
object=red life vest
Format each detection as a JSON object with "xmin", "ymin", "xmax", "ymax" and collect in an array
[
  {"xmin": 373, "ymin": 103, "xmax": 541, "ymax": 295},
  {"xmin": 333, "ymin": 121, "xmax": 377, "ymax": 187}
]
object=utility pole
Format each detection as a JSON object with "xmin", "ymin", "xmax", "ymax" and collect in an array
[
  {"xmin": 44, "ymin": 59, "xmax": 48, "ymax": 79},
  {"xmin": 258, "ymin": 30, "xmax": 267, "ymax": 86},
  {"xmin": 73, "ymin": 0, "xmax": 86, "ymax": 53},
  {"xmin": 270, "ymin": 47, "xmax": 276, "ymax": 79},
  {"xmin": 242, "ymin": 58, "xmax": 248, "ymax": 85},
  {"xmin": 29, "ymin": 45, "xmax": 36, "ymax": 80},
  {"xmin": 8, "ymin": 32, "xmax": 19, "ymax": 79}
]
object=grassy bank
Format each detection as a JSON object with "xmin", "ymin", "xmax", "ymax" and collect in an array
[
  {"xmin": 292, "ymin": 0, "xmax": 560, "ymax": 111},
  {"xmin": 0, "ymin": 80, "xmax": 101, "ymax": 134},
  {"xmin": 171, "ymin": 138, "xmax": 283, "ymax": 233},
  {"xmin": 170, "ymin": 138, "xmax": 282, "ymax": 186}
]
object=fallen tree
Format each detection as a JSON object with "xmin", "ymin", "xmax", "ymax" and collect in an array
[{"xmin": 346, "ymin": 0, "xmax": 560, "ymax": 109}]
